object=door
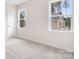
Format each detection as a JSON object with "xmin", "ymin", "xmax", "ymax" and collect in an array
[{"xmin": 7, "ymin": 12, "xmax": 16, "ymax": 38}]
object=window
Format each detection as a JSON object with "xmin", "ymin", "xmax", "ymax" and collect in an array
[
  {"xmin": 18, "ymin": 8, "xmax": 27, "ymax": 28},
  {"xmin": 49, "ymin": 0, "xmax": 72, "ymax": 31}
]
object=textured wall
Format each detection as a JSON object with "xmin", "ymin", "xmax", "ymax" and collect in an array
[{"xmin": 16, "ymin": 0, "xmax": 74, "ymax": 52}]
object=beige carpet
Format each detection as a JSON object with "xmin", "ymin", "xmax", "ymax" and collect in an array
[{"xmin": 5, "ymin": 38, "xmax": 73, "ymax": 59}]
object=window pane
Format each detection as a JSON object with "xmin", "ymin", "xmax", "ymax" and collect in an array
[{"xmin": 61, "ymin": 0, "xmax": 72, "ymax": 16}]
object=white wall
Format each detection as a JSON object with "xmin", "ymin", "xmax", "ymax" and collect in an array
[
  {"xmin": 6, "ymin": 3, "xmax": 17, "ymax": 38},
  {"xmin": 16, "ymin": 0, "xmax": 74, "ymax": 52}
]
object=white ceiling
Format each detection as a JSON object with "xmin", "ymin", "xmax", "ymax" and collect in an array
[{"xmin": 6, "ymin": 0, "xmax": 28, "ymax": 5}]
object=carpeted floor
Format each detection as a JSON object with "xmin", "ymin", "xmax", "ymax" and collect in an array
[{"xmin": 5, "ymin": 38, "xmax": 73, "ymax": 59}]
